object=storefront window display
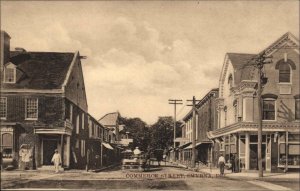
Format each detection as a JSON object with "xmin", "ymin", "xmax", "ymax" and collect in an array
[{"xmin": 278, "ymin": 133, "xmax": 300, "ymax": 167}]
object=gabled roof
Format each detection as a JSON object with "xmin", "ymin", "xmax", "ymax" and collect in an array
[
  {"xmin": 2, "ymin": 51, "xmax": 75, "ymax": 89},
  {"xmin": 227, "ymin": 53, "xmax": 257, "ymax": 84},
  {"xmin": 98, "ymin": 112, "xmax": 119, "ymax": 127},
  {"xmin": 259, "ymin": 32, "xmax": 299, "ymax": 56}
]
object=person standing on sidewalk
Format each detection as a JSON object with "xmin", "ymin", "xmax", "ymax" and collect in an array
[
  {"xmin": 51, "ymin": 149, "xmax": 61, "ymax": 173},
  {"xmin": 230, "ymin": 154, "xmax": 235, "ymax": 173},
  {"xmin": 218, "ymin": 153, "xmax": 225, "ymax": 176}
]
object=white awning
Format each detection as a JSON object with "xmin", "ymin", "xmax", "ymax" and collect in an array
[
  {"xmin": 102, "ymin": 142, "xmax": 114, "ymax": 150},
  {"xmin": 184, "ymin": 144, "xmax": 193, "ymax": 150}
]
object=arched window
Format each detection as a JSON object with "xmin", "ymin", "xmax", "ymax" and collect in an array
[
  {"xmin": 228, "ymin": 74, "xmax": 233, "ymax": 88},
  {"xmin": 279, "ymin": 63, "xmax": 291, "ymax": 83}
]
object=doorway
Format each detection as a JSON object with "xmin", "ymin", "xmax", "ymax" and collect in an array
[
  {"xmin": 43, "ymin": 139, "xmax": 58, "ymax": 165},
  {"xmin": 250, "ymin": 144, "xmax": 266, "ymax": 170}
]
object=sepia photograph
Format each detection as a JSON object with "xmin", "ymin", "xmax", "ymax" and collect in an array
[{"xmin": 0, "ymin": 0, "xmax": 299, "ymax": 190}]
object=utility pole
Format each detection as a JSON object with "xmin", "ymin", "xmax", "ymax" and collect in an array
[
  {"xmin": 187, "ymin": 96, "xmax": 201, "ymax": 168},
  {"xmin": 254, "ymin": 52, "xmax": 272, "ymax": 178},
  {"xmin": 168, "ymin": 99, "xmax": 183, "ymax": 162}
]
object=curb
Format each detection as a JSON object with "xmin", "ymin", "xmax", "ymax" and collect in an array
[{"xmin": 89, "ymin": 163, "xmax": 121, "ymax": 173}]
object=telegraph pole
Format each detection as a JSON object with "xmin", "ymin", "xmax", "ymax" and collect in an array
[
  {"xmin": 187, "ymin": 96, "xmax": 201, "ymax": 168},
  {"xmin": 254, "ymin": 52, "xmax": 272, "ymax": 178},
  {"xmin": 168, "ymin": 99, "xmax": 183, "ymax": 162}
]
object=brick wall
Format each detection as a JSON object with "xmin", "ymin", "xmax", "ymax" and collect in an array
[
  {"xmin": 2, "ymin": 93, "xmax": 64, "ymax": 125},
  {"xmin": 64, "ymin": 58, "xmax": 88, "ymax": 112}
]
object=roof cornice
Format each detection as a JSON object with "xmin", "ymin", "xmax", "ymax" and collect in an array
[
  {"xmin": 0, "ymin": 88, "xmax": 64, "ymax": 94},
  {"xmin": 259, "ymin": 32, "xmax": 299, "ymax": 56}
]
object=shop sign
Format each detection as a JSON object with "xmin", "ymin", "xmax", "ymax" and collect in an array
[{"xmin": 0, "ymin": 127, "xmax": 14, "ymax": 132}]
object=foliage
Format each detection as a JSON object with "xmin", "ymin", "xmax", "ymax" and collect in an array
[
  {"xmin": 119, "ymin": 116, "xmax": 182, "ymax": 153},
  {"xmin": 149, "ymin": 116, "xmax": 182, "ymax": 151},
  {"xmin": 119, "ymin": 117, "xmax": 150, "ymax": 152}
]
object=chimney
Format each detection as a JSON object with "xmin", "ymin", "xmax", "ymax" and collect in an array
[{"xmin": 1, "ymin": 31, "xmax": 11, "ymax": 70}]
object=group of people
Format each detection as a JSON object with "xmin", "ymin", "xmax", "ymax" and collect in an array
[{"xmin": 218, "ymin": 153, "xmax": 239, "ymax": 176}]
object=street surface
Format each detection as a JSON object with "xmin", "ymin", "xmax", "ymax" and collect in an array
[{"xmin": 1, "ymin": 164, "xmax": 299, "ymax": 190}]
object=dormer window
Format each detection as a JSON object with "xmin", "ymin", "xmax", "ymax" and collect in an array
[{"xmin": 4, "ymin": 63, "xmax": 16, "ymax": 83}]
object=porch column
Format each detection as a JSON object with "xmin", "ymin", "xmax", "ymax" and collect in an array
[
  {"xmin": 65, "ymin": 136, "xmax": 70, "ymax": 167},
  {"xmin": 100, "ymin": 142, "xmax": 103, "ymax": 167},
  {"xmin": 61, "ymin": 134, "xmax": 64, "ymax": 167},
  {"xmin": 245, "ymin": 132, "xmax": 250, "ymax": 170}
]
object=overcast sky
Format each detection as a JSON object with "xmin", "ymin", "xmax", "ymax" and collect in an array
[{"xmin": 1, "ymin": 1, "xmax": 299, "ymax": 124}]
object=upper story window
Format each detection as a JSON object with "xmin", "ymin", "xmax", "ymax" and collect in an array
[
  {"xmin": 0, "ymin": 97, "xmax": 7, "ymax": 119},
  {"xmin": 81, "ymin": 113, "xmax": 85, "ymax": 129},
  {"xmin": 275, "ymin": 59, "xmax": 296, "ymax": 84},
  {"xmin": 69, "ymin": 104, "xmax": 73, "ymax": 123},
  {"xmin": 233, "ymin": 102, "xmax": 238, "ymax": 122},
  {"xmin": 4, "ymin": 63, "xmax": 16, "ymax": 83},
  {"xmin": 228, "ymin": 74, "xmax": 233, "ymax": 89},
  {"xmin": 76, "ymin": 115, "xmax": 80, "ymax": 134},
  {"xmin": 25, "ymin": 98, "xmax": 38, "ymax": 120},
  {"xmin": 262, "ymin": 99, "xmax": 276, "ymax": 121},
  {"xmin": 295, "ymin": 98, "xmax": 300, "ymax": 120},
  {"xmin": 279, "ymin": 63, "xmax": 291, "ymax": 83}
]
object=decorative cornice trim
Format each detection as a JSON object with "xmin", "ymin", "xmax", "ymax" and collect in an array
[{"xmin": 0, "ymin": 88, "xmax": 64, "ymax": 94}]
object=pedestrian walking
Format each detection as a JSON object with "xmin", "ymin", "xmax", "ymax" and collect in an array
[
  {"xmin": 51, "ymin": 149, "xmax": 61, "ymax": 173},
  {"xmin": 218, "ymin": 153, "xmax": 225, "ymax": 176}
]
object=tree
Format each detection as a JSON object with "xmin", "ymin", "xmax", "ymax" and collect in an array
[
  {"xmin": 149, "ymin": 116, "xmax": 182, "ymax": 151},
  {"xmin": 119, "ymin": 117, "xmax": 150, "ymax": 152}
]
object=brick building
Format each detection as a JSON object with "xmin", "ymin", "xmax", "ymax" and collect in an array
[
  {"xmin": 0, "ymin": 31, "xmax": 110, "ymax": 170},
  {"xmin": 207, "ymin": 32, "xmax": 300, "ymax": 172},
  {"xmin": 98, "ymin": 112, "xmax": 123, "ymax": 164},
  {"xmin": 178, "ymin": 89, "xmax": 219, "ymax": 167}
]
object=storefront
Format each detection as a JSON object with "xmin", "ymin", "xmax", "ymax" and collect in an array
[
  {"xmin": 0, "ymin": 123, "xmax": 24, "ymax": 169},
  {"xmin": 277, "ymin": 132, "xmax": 300, "ymax": 169},
  {"xmin": 207, "ymin": 123, "xmax": 300, "ymax": 172},
  {"xmin": 34, "ymin": 124, "xmax": 72, "ymax": 169}
]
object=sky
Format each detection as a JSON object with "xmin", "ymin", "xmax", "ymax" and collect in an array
[{"xmin": 1, "ymin": 1, "xmax": 299, "ymax": 124}]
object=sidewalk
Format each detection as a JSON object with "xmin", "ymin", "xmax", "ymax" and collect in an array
[{"xmin": 198, "ymin": 167, "xmax": 300, "ymax": 181}]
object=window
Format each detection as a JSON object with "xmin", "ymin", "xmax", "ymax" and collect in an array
[
  {"xmin": 76, "ymin": 115, "xmax": 79, "ymax": 134},
  {"xmin": 70, "ymin": 104, "xmax": 73, "ymax": 123},
  {"xmin": 81, "ymin": 140, "xmax": 85, "ymax": 157},
  {"xmin": 75, "ymin": 139, "xmax": 79, "ymax": 149},
  {"xmin": 228, "ymin": 74, "xmax": 233, "ymax": 88},
  {"xmin": 263, "ymin": 99, "xmax": 275, "ymax": 120},
  {"xmin": 234, "ymin": 103, "xmax": 238, "ymax": 122},
  {"xmin": 1, "ymin": 133, "xmax": 13, "ymax": 158},
  {"xmin": 82, "ymin": 113, "xmax": 85, "ymax": 129},
  {"xmin": 295, "ymin": 99, "xmax": 300, "ymax": 120},
  {"xmin": 0, "ymin": 97, "xmax": 7, "ymax": 119},
  {"xmin": 25, "ymin": 98, "xmax": 38, "ymax": 120},
  {"xmin": 279, "ymin": 64, "xmax": 291, "ymax": 83},
  {"xmin": 4, "ymin": 65, "xmax": 16, "ymax": 83}
]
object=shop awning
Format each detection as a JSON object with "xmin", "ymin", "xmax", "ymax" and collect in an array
[
  {"xmin": 102, "ymin": 142, "xmax": 114, "ymax": 150},
  {"xmin": 184, "ymin": 144, "xmax": 193, "ymax": 150},
  {"xmin": 178, "ymin": 142, "xmax": 192, "ymax": 149},
  {"xmin": 195, "ymin": 141, "xmax": 212, "ymax": 147}
]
